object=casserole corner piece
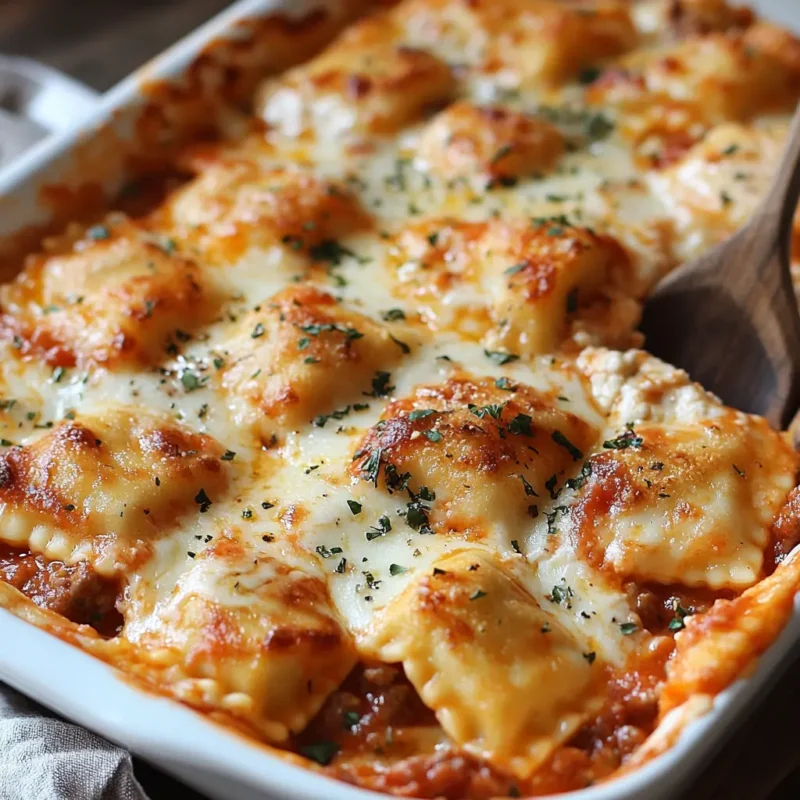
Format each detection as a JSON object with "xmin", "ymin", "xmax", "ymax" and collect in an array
[{"xmin": 1, "ymin": 1, "xmax": 800, "ymax": 799}]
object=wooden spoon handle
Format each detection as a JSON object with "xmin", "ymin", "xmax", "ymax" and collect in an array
[{"xmin": 759, "ymin": 103, "xmax": 800, "ymax": 249}]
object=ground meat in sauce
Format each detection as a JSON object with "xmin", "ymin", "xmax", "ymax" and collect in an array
[
  {"xmin": 769, "ymin": 484, "xmax": 800, "ymax": 567},
  {"xmin": 0, "ymin": 545, "xmax": 123, "ymax": 637},
  {"xmin": 627, "ymin": 580, "xmax": 734, "ymax": 635}
]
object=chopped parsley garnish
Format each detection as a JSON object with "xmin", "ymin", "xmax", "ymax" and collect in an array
[
  {"xmin": 508, "ymin": 413, "xmax": 533, "ymax": 436},
  {"xmin": 566, "ymin": 461, "xmax": 592, "ymax": 490},
  {"xmin": 221, "ymin": 450, "xmax": 236, "ymax": 461},
  {"xmin": 389, "ymin": 564, "xmax": 408, "ymax": 576},
  {"xmin": 495, "ymin": 377, "xmax": 516, "ymax": 391},
  {"xmin": 484, "ymin": 349, "xmax": 519, "ymax": 365},
  {"xmin": 347, "ymin": 500, "xmax": 362, "ymax": 515},
  {"xmin": 194, "ymin": 489, "xmax": 212, "ymax": 513},
  {"xmin": 518, "ymin": 474, "xmax": 539, "ymax": 497},
  {"xmin": 511, "ymin": 539, "xmax": 522, "ymax": 554},
  {"xmin": 343, "ymin": 711, "xmax": 361, "ymax": 729},
  {"xmin": 470, "ymin": 589, "xmax": 488, "ymax": 600},
  {"xmin": 552, "ymin": 430, "xmax": 583, "ymax": 461},
  {"xmin": 382, "ymin": 308, "xmax": 406, "ymax": 321},
  {"xmin": 335, "ymin": 557, "xmax": 347, "ymax": 574},
  {"xmin": 384, "ymin": 463, "xmax": 411, "ymax": 493},
  {"xmin": 619, "ymin": 622, "xmax": 638, "ymax": 635},
  {"xmin": 504, "ymin": 262, "xmax": 527, "ymax": 277},
  {"xmin": 546, "ymin": 505, "xmax": 568, "ymax": 534},
  {"xmin": 299, "ymin": 322, "xmax": 363, "ymax": 340},
  {"xmin": 404, "ymin": 500, "xmax": 432, "ymax": 533},
  {"xmin": 423, "ymin": 429, "xmax": 443, "ymax": 442},
  {"xmin": 583, "ymin": 651, "xmax": 596, "ymax": 664},
  {"xmin": 389, "ymin": 334, "xmax": 410, "ymax": 354},
  {"xmin": 180, "ymin": 370, "xmax": 203, "ymax": 392},
  {"xmin": 316, "ymin": 545, "xmax": 343, "ymax": 559},
  {"xmin": 251, "ymin": 322, "xmax": 265, "ymax": 339},
  {"xmin": 549, "ymin": 581, "xmax": 573, "ymax": 605},
  {"xmin": 669, "ymin": 605, "xmax": 689, "ymax": 632},
  {"xmin": 365, "ymin": 371, "xmax": 394, "ymax": 397},
  {"xmin": 241, "ymin": 508, "xmax": 253, "ymax": 519},
  {"xmin": 52, "ymin": 366, "xmax": 66, "ymax": 383},
  {"xmin": 733, "ymin": 464, "xmax": 745, "ymax": 478},
  {"xmin": 366, "ymin": 515, "xmax": 392, "ymax": 541},
  {"xmin": 359, "ymin": 448, "xmax": 383, "ymax": 485},
  {"xmin": 603, "ymin": 425, "xmax": 643, "ymax": 450},
  {"xmin": 300, "ymin": 741, "xmax": 340, "ymax": 766},
  {"xmin": 586, "ymin": 112, "xmax": 615, "ymax": 141},
  {"xmin": 87, "ymin": 224, "xmax": 110, "ymax": 241},
  {"xmin": 308, "ymin": 240, "xmax": 359, "ymax": 266},
  {"xmin": 313, "ymin": 405, "xmax": 353, "ymax": 428},
  {"xmin": 408, "ymin": 409, "xmax": 436, "ymax": 422},
  {"xmin": 469, "ymin": 403, "xmax": 505, "ymax": 420},
  {"xmin": 578, "ymin": 66, "xmax": 602, "ymax": 84},
  {"xmin": 545, "ymin": 474, "xmax": 559, "ymax": 499}
]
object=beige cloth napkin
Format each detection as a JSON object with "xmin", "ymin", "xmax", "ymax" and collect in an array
[{"xmin": 0, "ymin": 683, "xmax": 147, "ymax": 800}]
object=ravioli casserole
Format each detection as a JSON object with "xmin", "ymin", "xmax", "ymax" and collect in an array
[{"xmin": 1, "ymin": 0, "xmax": 799, "ymax": 796}]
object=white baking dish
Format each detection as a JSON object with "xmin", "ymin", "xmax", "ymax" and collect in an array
[{"xmin": 0, "ymin": 2, "xmax": 799, "ymax": 799}]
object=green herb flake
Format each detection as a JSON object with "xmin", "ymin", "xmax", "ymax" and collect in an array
[
  {"xmin": 87, "ymin": 224, "xmax": 110, "ymax": 241},
  {"xmin": 518, "ymin": 474, "xmax": 539, "ymax": 497},
  {"xmin": 366, "ymin": 371, "xmax": 394, "ymax": 398},
  {"xmin": 603, "ymin": 427, "xmax": 643, "ymax": 450},
  {"xmin": 181, "ymin": 370, "xmax": 202, "ymax": 392},
  {"xmin": 566, "ymin": 287, "xmax": 578, "ymax": 313},
  {"xmin": 382, "ymin": 308, "xmax": 406, "ymax": 322},
  {"xmin": 484, "ymin": 349, "xmax": 519, "ymax": 365},
  {"xmin": 343, "ymin": 711, "xmax": 361, "ymax": 729},
  {"xmin": 578, "ymin": 65, "xmax": 602, "ymax": 85},
  {"xmin": 389, "ymin": 334, "xmax": 411, "ymax": 354},
  {"xmin": 389, "ymin": 563, "xmax": 409, "ymax": 576},
  {"xmin": 300, "ymin": 741, "xmax": 340, "ymax": 766},
  {"xmin": 221, "ymin": 450, "xmax": 236, "ymax": 461},
  {"xmin": 508, "ymin": 413, "xmax": 533, "ymax": 436},
  {"xmin": 566, "ymin": 461, "xmax": 592, "ymax": 490},
  {"xmin": 409, "ymin": 409, "xmax": 436, "ymax": 422},
  {"xmin": 423, "ymin": 429, "xmax": 443, "ymax": 442},
  {"xmin": 552, "ymin": 430, "xmax": 583, "ymax": 461},
  {"xmin": 347, "ymin": 500, "xmax": 362, "ymax": 515},
  {"xmin": 619, "ymin": 622, "xmax": 638, "ymax": 635},
  {"xmin": 470, "ymin": 589, "xmax": 488, "ymax": 600},
  {"xmin": 194, "ymin": 488, "xmax": 212, "ymax": 513},
  {"xmin": 495, "ymin": 377, "xmax": 516, "ymax": 391},
  {"xmin": 366, "ymin": 515, "xmax": 392, "ymax": 541}
]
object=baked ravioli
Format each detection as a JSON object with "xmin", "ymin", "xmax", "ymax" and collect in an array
[{"xmin": 1, "ymin": 1, "xmax": 800, "ymax": 798}]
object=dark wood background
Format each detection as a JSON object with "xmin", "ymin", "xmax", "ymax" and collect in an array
[{"xmin": 2, "ymin": 1, "xmax": 800, "ymax": 798}]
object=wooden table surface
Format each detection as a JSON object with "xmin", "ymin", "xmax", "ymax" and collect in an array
[{"xmin": 2, "ymin": 1, "xmax": 800, "ymax": 798}]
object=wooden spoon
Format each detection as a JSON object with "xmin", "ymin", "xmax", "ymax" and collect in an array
[{"xmin": 638, "ymin": 104, "xmax": 800, "ymax": 430}]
